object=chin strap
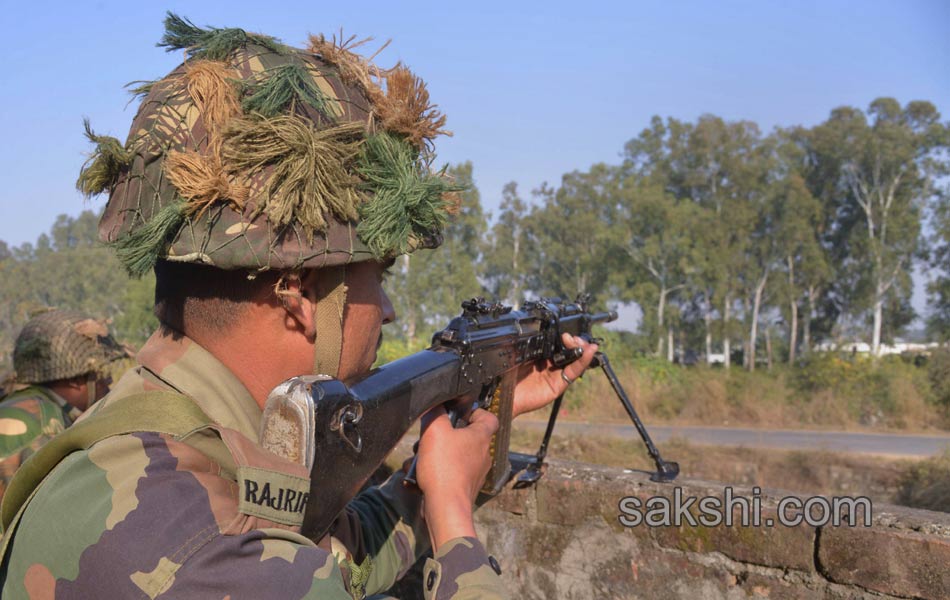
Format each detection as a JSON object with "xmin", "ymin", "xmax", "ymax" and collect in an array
[
  {"xmin": 313, "ymin": 265, "xmax": 348, "ymax": 378},
  {"xmin": 86, "ymin": 372, "xmax": 98, "ymax": 410}
]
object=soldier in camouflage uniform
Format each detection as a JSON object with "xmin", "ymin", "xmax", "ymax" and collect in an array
[
  {"xmin": 0, "ymin": 13, "xmax": 597, "ymax": 599},
  {"xmin": 0, "ymin": 309, "xmax": 128, "ymax": 499}
]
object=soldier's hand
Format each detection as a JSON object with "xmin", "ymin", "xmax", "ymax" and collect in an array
[
  {"xmin": 416, "ymin": 405, "xmax": 498, "ymax": 550},
  {"xmin": 511, "ymin": 332, "xmax": 598, "ymax": 418}
]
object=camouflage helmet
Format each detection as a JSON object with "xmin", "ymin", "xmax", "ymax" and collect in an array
[
  {"xmin": 82, "ymin": 13, "xmax": 459, "ymax": 277},
  {"xmin": 12, "ymin": 309, "xmax": 130, "ymax": 385}
]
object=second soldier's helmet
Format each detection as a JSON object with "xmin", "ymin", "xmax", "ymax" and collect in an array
[
  {"xmin": 85, "ymin": 13, "xmax": 459, "ymax": 277},
  {"xmin": 12, "ymin": 309, "xmax": 130, "ymax": 385}
]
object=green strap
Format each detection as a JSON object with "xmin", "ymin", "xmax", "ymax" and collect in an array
[{"xmin": 0, "ymin": 390, "xmax": 212, "ymax": 531}]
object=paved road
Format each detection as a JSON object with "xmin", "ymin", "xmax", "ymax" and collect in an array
[{"xmin": 517, "ymin": 421, "xmax": 950, "ymax": 458}]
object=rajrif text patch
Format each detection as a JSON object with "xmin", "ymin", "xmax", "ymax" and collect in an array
[{"xmin": 237, "ymin": 466, "xmax": 310, "ymax": 526}]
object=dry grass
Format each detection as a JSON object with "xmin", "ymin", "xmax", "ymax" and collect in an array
[
  {"xmin": 372, "ymin": 420, "xmax": 948, "ymax": 514},
  {"xmin": 552, "ymin": 359, "xmax": 949, "ymax": 433},
  {"xmin": 896, "ymin": 450, "xmax": 950, "ymax": 512},
  {"xmin": 509, "ymin": 428, "xmax": 928, "ymax": 509}
]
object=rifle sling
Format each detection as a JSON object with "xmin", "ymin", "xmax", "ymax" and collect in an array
[{"xmin": 0, "ymin": 391, "xmax": 212, "ymax": 543}]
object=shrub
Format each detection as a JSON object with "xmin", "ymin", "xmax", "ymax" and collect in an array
[
  {"xmin": 927, "ymin": 347, "xmax": 950, "ymax": 412},
  {"xmin": 374, "ymin": 336, "xmax": 427, "ymax": 366},
  {"xmin": 896, "ymin": 450, "xmax": 950, "ymax": 513},
  {"xmin": 792, "ymin": 352, "xmax": 858, "ymax": 394}
]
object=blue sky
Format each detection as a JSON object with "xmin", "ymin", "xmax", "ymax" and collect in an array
[{"xmin": 1, "ymin": 0, "xmax": 947, "ymax": 326}]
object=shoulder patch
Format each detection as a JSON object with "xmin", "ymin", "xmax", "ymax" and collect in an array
[{"xmin": 236, "ymin": 466, "xmax": 310, "ymax": 526}]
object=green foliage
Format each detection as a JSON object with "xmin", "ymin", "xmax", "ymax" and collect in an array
[
  {"xmin": 792, "ymin": 352, "xmax": 856, "ymax": 393},
  {"xmin": 627, "ymin": 355, "xmax": 680, "ymax": 384},
  {"xmin": 524, "ymin": 166, "xmax": 613, "ymax": 301},
  {"xmin": 609, "ymin": 179, "xmax": 699, "ymax": 356},
  {"xmin": 790, "ymin": 352, "xmax": 935, "ymax": 427},
  {"xmin": 595, "ymin": 329, "xmax": 651, "ymax": 364},
  {"xmin": 558, "ymin": 356, "xmax": 943, "ymax": 431},
  {"xmin": 483, "ymin": 182, "xmax": 530, "ymax": 304},
  {"xmin": 927, "ymin": 190, "xmax": 950, "ymax": 341},
  {"xmin": 374, "ymin": 336, "xmax": 428, "ymax": 367},
  {"xmin": 0, "ymin": 211, "xmax": 157, "ymax": 375},
  {"xmin": 114, "ymin": 274, "xmax": 159, "ymax": 344},
  {"xmin": 806, "ymin": 99, "xmax": 945, "ymax": 354},
  {"xmin": 926, "ymin": 347, "xmax": 950, "ymax": 411}
]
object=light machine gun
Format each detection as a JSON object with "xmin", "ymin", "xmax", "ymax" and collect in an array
[{"xmin": 259, "ymin": 295, "xmax": 679, "ymax": 541}]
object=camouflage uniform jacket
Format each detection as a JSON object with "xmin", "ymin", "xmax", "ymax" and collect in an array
[
  {"xmin": 0, "ymin": 332, "xmax": 506, "ymax": 599},
  {"xmin": 0, "ymin": 385, "xmax": 80, "ymax": 501}
]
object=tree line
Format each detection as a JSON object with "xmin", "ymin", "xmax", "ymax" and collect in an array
[
  {"xmin": 2, "ymin": 97, "xmax": 949, "ymax": 374},
  {"xmin": 396, "ymin": 97, "xmax": 950, "ymax": 370}
]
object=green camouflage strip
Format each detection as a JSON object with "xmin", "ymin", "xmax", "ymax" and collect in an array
[
  {"xmin": 241, "ymin": 63, "xmax": 335, "ymax": 119},
  {"xmin": 159, "ymin": 12, "xmax": 287, "ymax": 61},
  {"xmin": 357, "ymin": 132, "xmax": 460, "ymax": 258}
]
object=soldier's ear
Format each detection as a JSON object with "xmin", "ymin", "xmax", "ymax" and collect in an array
[{"xmin": 275, "ymin": 272, "xmax": 317, "ymax": 340}]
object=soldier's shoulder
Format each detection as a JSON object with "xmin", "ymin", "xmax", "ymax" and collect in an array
[
  {"xmin": 0, "ymin": 386, "xmax": 54, "ymax": 409},
  {"xmin": 2, "ymin": 429, "xmax": 351, "ymax": 598},
  {"xmin": 0, "ymin": 388, "xmax": 63, "ymax": 457}
]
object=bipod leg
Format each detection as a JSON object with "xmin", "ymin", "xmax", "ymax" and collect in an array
[
  {"xmin": 514, "ymin": 392, "xmax": 564, "ymax": 488},
  {"xmin": 596, "ymin": 352, "xmax": 679, "ymax": 482}
]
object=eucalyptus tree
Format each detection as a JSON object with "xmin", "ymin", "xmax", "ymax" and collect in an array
[
  {"xmin": 610, "ymin": 177, "xmax": 697, "ymax": 359},
  {"xmin": 781, "ymin": 126, "xmax": 839, "ymax": 353},
  {"xmin": 771, "ymin": 173, "xmax": 827, "ymax": 362},
  {"xmin": 484, "ymin": 182, "xmax": 532, "ymax": 305},
  {"xmin": 622, "ymin": 115, "xmax": 762, "ymax": 367},
  {"xmin": 809, "ymin": 99, "xmax": 947, "ymax": 355},
  {"xmin": 771, "ymin": 138, "xmax": 828, "ymax": 362},
  {"xmin": 721, "ymin": 130, "xmax": 784, "ymax": 371},
  {"xmin": 524, "ymin": 165, "xmax": 614, "ymax": 302},
  {"xmin": 684, "ymin": 116, "xmax": 763, "ymax": 368},
  {"xmin": 0, "ymin": 210, "xmax": 157, "ymax": 370},
  {"xmin": 928, "ymin": 188, "xmax": 950, "ymax": 341},
  {"xmin": 687, "ymin": 206, "xmax": 728, "ymax": 363}
]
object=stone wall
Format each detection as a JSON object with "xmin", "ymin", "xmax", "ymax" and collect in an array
[{"xmin": 473, "ymin": 459, "xmax": 950, "ymax": 600}]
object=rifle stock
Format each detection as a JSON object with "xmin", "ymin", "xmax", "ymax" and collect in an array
[{"xmin": 295, "ymin": 349, "xmax": 462, "ymax": 540}]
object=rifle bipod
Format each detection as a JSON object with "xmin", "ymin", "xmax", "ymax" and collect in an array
[{"xmin": 514, "ymin": 351, "xmax": 679, "ymax": 488}]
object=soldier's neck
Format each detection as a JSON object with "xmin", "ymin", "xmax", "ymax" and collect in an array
[{"xmin": 187, "ymin": 306, "xmax": 315, "ymax": 410}]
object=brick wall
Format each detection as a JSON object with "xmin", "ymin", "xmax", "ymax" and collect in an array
[{"xmin": 473, "ymin": 459, "xmax": 950, "ymax": 600}]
